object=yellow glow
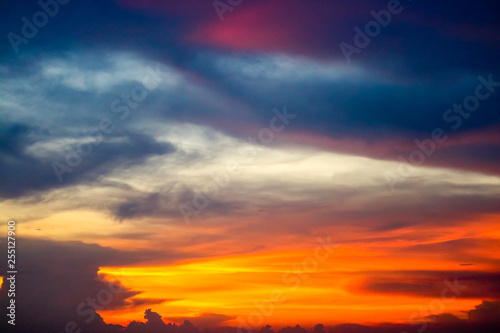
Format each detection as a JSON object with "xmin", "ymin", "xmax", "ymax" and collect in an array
[{"xmin": 99, "ymin": 240, "xmax": 493, "ymax": 327}]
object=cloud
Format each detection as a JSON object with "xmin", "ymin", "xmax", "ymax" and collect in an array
[
  {"xmin": 167, "ymin": 313, "xmax": 236, "ymax": 328},
  {"xmin": 427, "ymin": 313, "xmax": 464, "ymax": 325},
  {"xmin": 468, "ymin": 300, "xmax": 500, "ymax": 324},
  {"xmin": 354, "ymin": 271, "xmax": 500, "ymax": 299},
  {"xmin": 129, "ymin": 298, "xmax": 176, "ymax": 308},
  {"xmin": 39, "ymin": 52, "xmax": 165, "ymax": 92},
  {"xmin": 3, "ymin": 39, "xmax": 500, "ymax": 186},
  {"xmin": 0, "ymin": 120, "xmax": 175, "ymax": 198},
  {"xmin": 0, "ymin": 238, "xmax": 175, "ymax": 332},
  {"xmin": 1, "ymin": 1, "xmax": 500, "ymax": 331},
  {"xmin": 124, "ymin": 309, "xmax": 204, "ymax": 333}
]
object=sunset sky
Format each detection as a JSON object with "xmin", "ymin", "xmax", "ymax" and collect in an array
[{"xmin": 1, "ymin": 0, "xmax": 500, "ymax": 332}]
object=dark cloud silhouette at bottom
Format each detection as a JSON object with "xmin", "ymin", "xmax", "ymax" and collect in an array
[{"xmin": 1, "ymin": 301, "xmax": 499, "ymax": 333}]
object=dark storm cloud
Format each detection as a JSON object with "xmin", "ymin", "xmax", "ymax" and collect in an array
[
  {"xmin": 426, "ymin": 313, "xmax": 464, "ymax": 325},
  {"xmin": 0, "ymin": 238, "xmax": 180, "ymax": 332},
  {"xmin": 468, "ymin": 300, "xmax": 500, "ymax": 324},
  {"xmin": 111, "ymin": 187, "xmax": 246, "ymax": 222},
  {"xmin": 112, "ymin": 191, "xmax": 181, "ymax": 221},
  {"xmin": 0, "ymin": 120, "xmax": 175, "ymax": 198}
]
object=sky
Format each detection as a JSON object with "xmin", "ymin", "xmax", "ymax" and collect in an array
[{"xmin": 0, "ymin": 0, "xmax": 500, "ymax": 332}]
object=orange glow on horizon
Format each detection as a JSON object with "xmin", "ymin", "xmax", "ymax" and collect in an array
[{"xmin": 98, "ymin": 241, "xmax": 495, "ymax": 328}]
